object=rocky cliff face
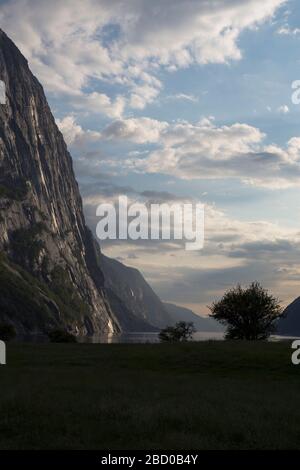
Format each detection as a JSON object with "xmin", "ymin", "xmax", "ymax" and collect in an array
[
  {"xmin": 100, "ymin": 254, "xmax": 172, "ymax": 329},
  {"xmin": 0, "ymin": 29, "xmax": 121, "ymax": 335}
]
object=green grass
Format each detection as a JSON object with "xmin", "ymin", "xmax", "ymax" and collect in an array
[{"xmin": 0, "ymin": 341, "xmax": 299, "ymax": 450}]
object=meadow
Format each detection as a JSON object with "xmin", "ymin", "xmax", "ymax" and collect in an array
[{"xmin": 0, "ymin": 340, "xmax": 299, "ymax": 450}]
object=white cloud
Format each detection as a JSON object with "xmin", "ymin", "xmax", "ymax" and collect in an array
[
  {"xmin": 167, "ymin": 93, "xmax": 199, "ymax": 103},
  {"xmin": 56, "ymin": 116, "xmax": 101, "ymax": 146},
  {"xmin": 0, "ymin": 0, "xmax": 285, "ymax": 112},
  {"xmin": 58, "ymin": 115, "xmax": 169, "ymax": 146},
  {"xmin": 58, "ymin": 112, "xmax": 300, "ymax": 189},
  {"xmin": 71, "ymin": 92, "xmax": 126, "ymax": 118},
  {"xmin": 277, "ymin": 104, "xmax": 290, "ymax": 114},
  {"xmin": 83, "ymin": 185, "xmax": 299, "ymax": 258},
  {"xmin": 129, "ymin": 84, "xmax": 161, "ymax": 110},
  {"xmin": 102, "ymin": 117, "xmax": 168, "ymax": 143},
  {"xmin": 106, "ymin": 117, "xmax": 300, "ymax": 189},
  {"xmin": 277, "ymin": 25, "xmax": 300, "ymax": 35}
]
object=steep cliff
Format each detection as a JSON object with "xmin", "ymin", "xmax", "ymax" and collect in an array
[
  {"xmin": 100, "ymin": 254, "xmax": 172, "ymax": 328},
  {"xmin": 0, "ymin": 29, "xmax": 121, "ymax": 335}
]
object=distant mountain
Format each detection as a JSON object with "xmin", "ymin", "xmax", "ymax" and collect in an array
[
  {"xmin": 277, "ymin": 297, "xmax": 300, "ymax": 336},
  {"xmin": 164, "ymin": 302, "xmax": 224, "ymax": 332},
  {"xmin": 100, "ymin": 254, "xmax": 172, "ymax": 329}
]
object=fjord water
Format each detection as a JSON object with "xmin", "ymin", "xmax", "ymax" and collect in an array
[
  {"xmin": 19, "ymin": 332, "xmax": 299, "ymax": 344},
  {"xmin": 78, "ymin": 331, "xmax": 225, "ymax": 343},
  {"xmin": 79, "ymin": 332, "xmax": 299, "ymax": 343}
]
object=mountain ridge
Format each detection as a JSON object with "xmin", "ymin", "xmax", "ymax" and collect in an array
[
  {"xmin": 100, "ymin": 254, "xmax": 172, "ymax": 329},
  {"xmin": 163, "ymin": 302, "xmax": 224, "ymax": 332},
  {"xmin": 277, "ymin": 297, "xmax": 300, "ymax": 336}
]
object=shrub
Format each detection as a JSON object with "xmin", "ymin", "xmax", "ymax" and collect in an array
[{"xmin": 159, "ymin": 321, "xmax": 196, "ymax": 342}]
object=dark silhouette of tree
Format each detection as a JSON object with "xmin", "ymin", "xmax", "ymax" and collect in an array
[
  {"xmin": 159, "ymin": 321, "xmax": 196, "ymax": 342},
  {"xmin": 209, "ymin": 282, "xmax": 282, "ymax": 340}
]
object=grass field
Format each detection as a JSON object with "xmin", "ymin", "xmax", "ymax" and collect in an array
[{"xmin": 0, "ymin": 340, "xmax": 299, "ymax": 450}]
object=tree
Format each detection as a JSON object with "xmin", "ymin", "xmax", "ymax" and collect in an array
[
  {"xmin": 209, "ymin": 282, "xmax": 282, "ymax": 340},
  {"xmin": 159, "ymin": 321, "xmax": 196, "ymax": 342}
]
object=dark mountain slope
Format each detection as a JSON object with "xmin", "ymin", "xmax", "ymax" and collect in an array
[
  {"xmin": 164, "ymin": 302, "xmax": 224, "ymax": 332},
  {"xmin": 277, "ymin": 297, "xmax": 300, "ymax": 336},
  {"xmin": 100, "ymin": 254, "xmax": 172, "ymax": 329}
]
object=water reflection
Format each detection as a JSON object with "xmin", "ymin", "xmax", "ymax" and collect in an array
[
  {"xmin": 16, "ymin": 331, "xmax": 298, "ymax": 344},
  {"xmin": 78, "ymin": 332, "xmax": 160, "ymax": 344},
  {"xmin": 78, "ymin": 331, "xmax": 225, "ymax": 344}
]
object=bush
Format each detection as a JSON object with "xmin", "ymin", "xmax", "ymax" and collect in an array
[
  {"xmin": 209, "ymin": 282, "xmax": 283, "ymax": 340},
  {"xmin": 48, "ymin": 329, "xmax": 77, "ymax": 343},
  {"xmin": 0, "ymin": 323, "xmax": 16, "ymax": 342},
  {"xmin": 159, "ymin": 321, "xmax": 196, "ymax": 342}
]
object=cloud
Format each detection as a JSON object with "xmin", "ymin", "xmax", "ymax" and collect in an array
[
  {"xmin": 61, "ymin": 112, "xmax": 300, "ymax": 190},
  {"xmin": 110, "ymin": 117, "xmax": 300, "ymax": 189},
  {"xmin": 58, "ymin": 114, "xmax": 168, "ymax": 147},
  {"xmin": 129, "ymin": 83, "xmax": 162, "ymax": 110},
  {"xmin": 102, "ymin": 117, "xmax": 168, "ymax": 143},
  {"xmin": 56, "ymin": 116, "xmax": 101, "ymax": 146},
  {"xmin": 81, "ymin": 182, "xmax": 299, "ymax": 258},
  {"xmin": 0, "ymin": 0, "xmax": 285, "ymax": 112},
  {"xmin": 71, "ymin": 93, "xmax": 126, "ymax": 118},
  {"xmin": 83, "ymin": 188, "xmax": 300, "ymax": 310},
  {"xmin": 277, "ymin": 104, "xmax": 289, "ymax": 114},
  {"xmin": 167, "ymin": 93, "xmax": 199, "ymax": 103},
  {"xmin": 58, "ymin": 111, "xmax": 300, "ymax": 190},
  {"xmin": 277, "ymin": 26, "xmax": 300, "ymax": 35}
]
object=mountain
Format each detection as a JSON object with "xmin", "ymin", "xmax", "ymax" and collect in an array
[
  {"xmin": 277, "ymin": 297, "xmax": 300, "ymax": 336},
  {"xmin": 0, "ymin": 29, "xmax": 135, "ymax": 335},
  {"xmin": 164, "ymin": 302, "xmax": 224, "ymax": 332},
  {"xmin": 100, "ymin": 254, "xmax": 172, "ymax": 329}
]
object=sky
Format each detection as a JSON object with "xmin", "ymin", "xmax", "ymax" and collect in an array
[{"xmin": 1, "ymin": 0, "xmax": 300, "ymax": 315}]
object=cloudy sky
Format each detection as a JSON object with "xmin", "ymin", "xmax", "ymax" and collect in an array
[{"xmin": 1, "ymin": 0, "xmax": 300, "ymax": 314}]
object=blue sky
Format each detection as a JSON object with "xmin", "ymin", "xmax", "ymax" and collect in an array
[{"xmin": 1, "ymin": 0, "xmax": 300, "ymax": 314}]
